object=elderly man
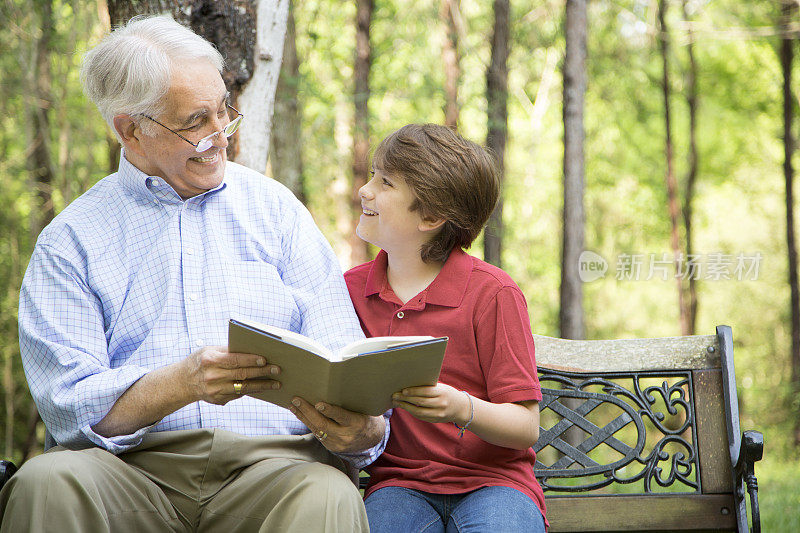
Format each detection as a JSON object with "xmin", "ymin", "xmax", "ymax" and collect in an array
[{"xmin": 0, "ymin": 16, "xmax": 386, "ymax": 532}]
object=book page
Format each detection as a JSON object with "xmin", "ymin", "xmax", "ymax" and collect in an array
[
  {"xmin": 231, "ymin": 316, "xmax": 448, "ymax": 415},
  {"xmin": 338, "ymin": 336, "xmax": 435, "ymax": 360},
  {"xmin": 230, "ymin": 317, "xmax": 333, "ymax": 359}
]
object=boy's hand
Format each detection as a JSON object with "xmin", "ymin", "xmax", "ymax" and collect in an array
[{"xmin": 392, "ymin": 383, "xmax": 471, "ymax": 425}]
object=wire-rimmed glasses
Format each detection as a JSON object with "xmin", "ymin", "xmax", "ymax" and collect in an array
[{"xmin": 140, "ymin": 103, "xmax": 244, "ymax": 152}]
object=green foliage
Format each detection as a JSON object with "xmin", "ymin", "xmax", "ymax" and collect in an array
[
  {"xmin": 2, "ymin": 10, "xmax": 799, "ymax": 531},
  {"xmin": 757, "ymin": 454, "xmax": 800, "ymax": 531},
  {"xmin": 0, "ymin": 0, "xmax": 111, "ymax": 461}
]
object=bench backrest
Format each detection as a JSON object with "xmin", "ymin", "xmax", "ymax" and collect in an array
[{"xmin": 532, "ymin": 325, "xmax": 747, "ymax": 532}]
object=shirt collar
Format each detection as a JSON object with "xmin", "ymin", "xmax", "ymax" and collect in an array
[
  {"xmin": 363, "ymin": 248, "xmax": 473, "ymax": 308},
  {"xmin": 117, "ymin": 148, "xmax": 227, "ymax": 205}
]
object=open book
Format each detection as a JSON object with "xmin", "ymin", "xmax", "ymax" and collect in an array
[{"xmin": 228, "ymin": 318, "xmax": 448, "ymax": 416}]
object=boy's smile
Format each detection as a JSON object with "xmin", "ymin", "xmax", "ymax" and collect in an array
[{"xmin": 357, "ymin": 168, "xmax": 429, "ymax": 255}]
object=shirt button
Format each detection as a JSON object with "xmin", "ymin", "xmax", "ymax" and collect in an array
[
  {"xmin": 397, "ymin": 311, "xmax": 404, "ymax": 319},
  {"xmin": 151, "ymin": 178, "xmax": 160, "ymax": 186},
  {"xmin": 189, "ymin": 293, "xmax": 198, "ymax": 302},
  {"xmin": 186, "ymin": 247, "xmax": 194, "ymax": 255},
  {"xmin": 195, "ymin": 339, "xmax": 204, "ymax": 347}
]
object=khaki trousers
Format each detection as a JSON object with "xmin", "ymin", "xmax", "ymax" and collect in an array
[{"xmin": 0, "ymin": 429, "xmax": 369, "ymax": 532}]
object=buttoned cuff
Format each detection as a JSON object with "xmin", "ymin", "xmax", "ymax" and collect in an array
[{"xmin": 334, "ymin": 410, "xmax": 392, "ymax": 469}]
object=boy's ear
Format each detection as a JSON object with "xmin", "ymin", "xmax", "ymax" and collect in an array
[{"xmin": 418, "ymin": 216, "xmax": 446, "ymax": 233}]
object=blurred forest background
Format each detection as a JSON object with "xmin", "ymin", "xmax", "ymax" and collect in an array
[{"xmin": 2, "ymin": 0, "xmax": 799, "ymax": 527}]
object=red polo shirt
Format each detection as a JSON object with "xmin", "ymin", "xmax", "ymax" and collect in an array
[{"xmin": 345, "ymin": 248, "xmax": 546, "ymax": 523}]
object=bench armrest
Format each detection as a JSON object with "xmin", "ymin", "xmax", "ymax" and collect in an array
[{"xmin": 734, "ymin": 430, "xmax": 763, "ymax": 533}]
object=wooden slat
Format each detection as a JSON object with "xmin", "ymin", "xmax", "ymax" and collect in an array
[
  {"xmin": 534, "ymin": 334, "xmax": 720, "ymax": 372},
  {"xmin": 693, "ymin": 369, "xmax": 734, "ymax": 494},
  {"xmin": 545, "ymin": 494, "xmax": 737, "ymax": 532}
]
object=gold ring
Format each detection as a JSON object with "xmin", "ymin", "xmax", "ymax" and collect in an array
[
  {"xmin": 316, "ymin": 431, "xmax": 328, "ymax": 441},
  {"xmin": 233, "ymin": 381, "xmax": 244, "ymax": 395}
]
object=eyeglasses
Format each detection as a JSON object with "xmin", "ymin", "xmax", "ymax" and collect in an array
[{"xmin": 140, "ymin": 103, "xmax": 244, "ymax": 152}]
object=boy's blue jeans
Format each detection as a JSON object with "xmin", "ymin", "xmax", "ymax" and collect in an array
[{"xmin": 365, "ymin": 485, "xmax": 546, "ymax": 533}]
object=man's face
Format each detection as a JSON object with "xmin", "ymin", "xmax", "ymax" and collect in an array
[{"xmin": 134, "ymin": 58, "xmax": 230, "ymax": 198}]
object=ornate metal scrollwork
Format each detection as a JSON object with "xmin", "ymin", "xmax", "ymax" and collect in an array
[{"xmin": 533, "ymin": 368, "xmax": 699, "ymax": 494}]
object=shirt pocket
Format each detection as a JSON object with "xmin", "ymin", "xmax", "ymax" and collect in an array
[{"xmin": 225, "ymin": 260, "xmax": 299, "ymax": 331}]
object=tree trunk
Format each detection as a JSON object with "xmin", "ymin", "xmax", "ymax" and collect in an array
[
  {"xmin": 3, "ymin": 344, "xmax": 15, "ymax": 459},
  {"xmin": 21, "ymin": 402, "xmax": 40, "ymax": 461},
  {"xmin": 57, "ymin": 11, "xmax": 80, "ymax": 205},
  {"xmin": 235, "ymin": 1, "xmax": 288, "ymax": 172},
  {"xmin": 19, "ymin": 0, "xmax": 57, "ymax": 461},
  {"xmin": 334, "ymin": 101, "xmax": 356, "ymax": 266},
  {"xmin": 269, "ymin": 2, "xmax": 305, "ymax": 203},
  {"xmin": 107, "ymin": 130, "xmax": 121, "ymax": 175},
  {"xmin": 440, "ymin": 0, "xmax": 461, "ymax": 130},
  {"xmin": 107, "ymin": 0, "xmax": 288, "ymax": 173},
  {"xmin": 29, "ymin": 0, "xmax": 55, "ymax": 238},
  {"xmin": 781, "ymin": 0, "xmax": 800, "ymax": 447},
  {"xmin": 681, "ymin": 0, "xmax": 699, "ymax": 335},
  {"xmin": 350, "ymin": 0, "xmax": 374, "ymax": 267},
  {"xmin": 484, "ymin": 0, "xmax": 510, "ymax": 268},
  {"xmin": 560, "ymin": 0, "xmax": 586, "ymax": 342},
  {"xmin": 1, "ymin": 175, "xmax": 24, "ymax": 458},
  {"xmin": 657, "ymin": 0, "xmax": 690, "ymax": 336},
  {"xmin": 560, "ymin": 0, "xmax": 587, "ymax": 452}
]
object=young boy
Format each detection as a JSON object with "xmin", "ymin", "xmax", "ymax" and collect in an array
[{"xmin": 344, "ymin": 124, "xmax": 547, "ymax": 532}]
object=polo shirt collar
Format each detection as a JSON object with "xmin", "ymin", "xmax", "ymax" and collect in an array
[
  {"xmin": 117, "ymin": 148, "xmax": 226, "ymax": 205},
  {"xmin": 363, "ymin": 248, "xmax": 473, "ymax": 308}
]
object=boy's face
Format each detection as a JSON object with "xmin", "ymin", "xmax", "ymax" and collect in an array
[{"xmin": 357, "ymin": 166, "xmax": 434, "ymax": 257}]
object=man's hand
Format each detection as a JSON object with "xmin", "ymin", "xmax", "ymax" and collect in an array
[
  {"xmin": 93, "ymin": 346, "xmax": 281, "ymax": 438},
  {"xmin": 391, "ymin": 383, "xmax": 470, "ymax": 425},
  {"xmin": 181, "ymin": 346, "xmax": 281, "ymax": 405},
  {"xmin": 289, "ymin": 397, "xmax": 386, "ymax": 454}
]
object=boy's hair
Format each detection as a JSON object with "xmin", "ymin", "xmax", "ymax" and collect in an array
[{"xmin": 372, "ymin": 124, "xmax": 500, "ymax": 263}]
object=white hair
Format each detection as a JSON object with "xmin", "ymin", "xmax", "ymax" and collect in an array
[{"xmin": 80, "ymin": 15, "xmax": 225, "ymax": 138}]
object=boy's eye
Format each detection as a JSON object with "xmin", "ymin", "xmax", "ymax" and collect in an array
[{"xmin": 382, "ymin": 178, "xmax": 392, "ymax": 186}]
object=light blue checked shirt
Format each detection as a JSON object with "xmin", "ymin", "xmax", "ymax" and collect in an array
[{"xmin": 19, "ymin": 153, "xmax": 388, "ymax": 467}]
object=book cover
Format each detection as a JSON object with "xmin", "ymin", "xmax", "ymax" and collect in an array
[{"xmin": 228, "ymin": 318, "xmax": 448, "ymax": 416}]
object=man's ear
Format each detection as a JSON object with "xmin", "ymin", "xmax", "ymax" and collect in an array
[
  {"xmin": 418, "ymin": 216, "xmax": 446, "ymax": 234},
  {"xmin": 112, "ymin": 114, "xmax": 146, "ymax": 157}
]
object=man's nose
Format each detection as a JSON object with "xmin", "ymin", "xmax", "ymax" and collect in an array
[
  {"xmin": 212, "ymin": 129, "xmax": 229, "ymax": 149},
  {"xmin": 208, "ymin": 121, "xmax": 230, "ymax": 150}
]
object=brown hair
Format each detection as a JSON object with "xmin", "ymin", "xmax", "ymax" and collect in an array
[{"xmin": 372, "ymin": 124, "xmax": 500, "ymax": 263}]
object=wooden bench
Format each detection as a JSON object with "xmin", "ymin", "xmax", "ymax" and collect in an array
[
  {"xmin": 1, "ymin": 326, "xmax": 762, "ymax": 532},
  {"xmin": 358, "ymin": 325, "xmax": 762, "ymax": 532}
]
